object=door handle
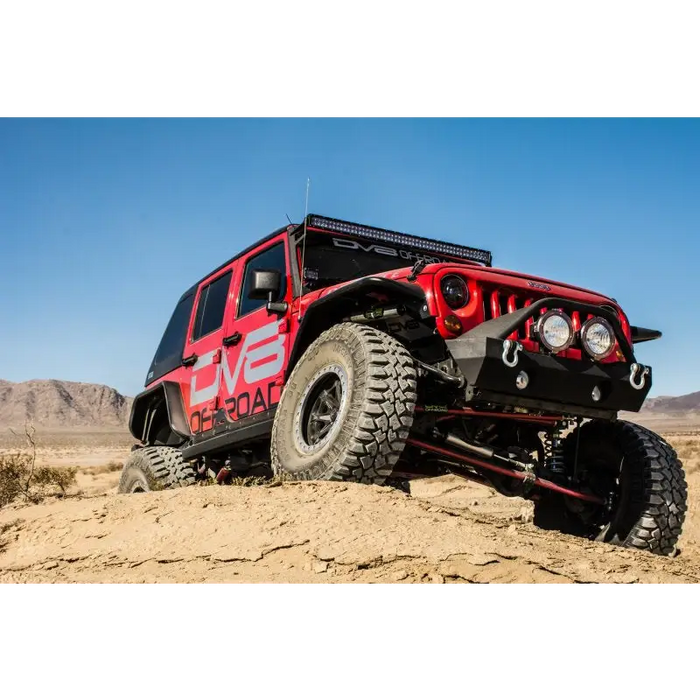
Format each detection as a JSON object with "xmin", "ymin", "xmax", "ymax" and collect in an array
[
  {"xmin": 223, "ymin": 332, "xmax": 242, "ymax": 347},
  {"xmin": 182, "ymin": 353, "xmax": 198, "ymax": 367}
]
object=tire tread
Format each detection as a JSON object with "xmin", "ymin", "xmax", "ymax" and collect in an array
[
  {"xmin": 118, "ymin": 445, "xmax": 195, "ymax": 493},
  {"xmin": 271, "ymin": 323, "xmax": 418, "ymax": 484},
  {"xmin": 534, "ymin": 419, "xmax": 687, "ymax": 556}
]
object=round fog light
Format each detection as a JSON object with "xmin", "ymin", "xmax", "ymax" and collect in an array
[
  {"xmin": 516, "ymin": 371, "xmax": 529, "ymax": 390},
  {"xmin": 537, "ymin": 310, "xmax": 574, "ymax": 353},
  {"xmin": 581, "ymin": 317, "xmax": 615, "ymax": 361},
  {"xmin": 592, "ymin": 385, "xmax": 602, "ymax": 402}
]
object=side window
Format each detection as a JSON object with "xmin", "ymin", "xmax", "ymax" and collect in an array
[
  {"xmin": 153, "ymin": 293, "xmax": 195, "ymax": 365},
  {"xmin": 191, "ymin": 270, "xmax": 232, "ymax": 341},
  {"xmin": 238, "ymin": 242, "xmax": 288, "ymax": 318},
  {"xmin": 146, "ymin": 291, "xmax": 196, "ymax": 384}
]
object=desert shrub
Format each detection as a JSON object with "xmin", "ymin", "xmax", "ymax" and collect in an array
[
  {"xmin": 0, "ymin": 425, "xmax": 77, "ymax": 508},
  {"xmin": 0, "ymin": 453, "xmax": 30, "ymax": 507},
  {"xmin": 0, "ymin": 452, "xmax": 77, "ymax": 508}
]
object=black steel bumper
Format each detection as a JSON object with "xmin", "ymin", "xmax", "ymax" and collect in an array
[{"xmin": 444, "ymin": 298, "xmax": 652, "ymax": 419}]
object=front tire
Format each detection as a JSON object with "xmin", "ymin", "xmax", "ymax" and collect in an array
[
  {"xmin": 118, "ymin": 446, "xmax": 196, "ymax": 493},
  {"xmin": 271, "ymin": 323, "xmax": 417, "ymax": 484},
  {"xmin": 534, "ymin": 420, "xmax": 687, "ymax": 555}
]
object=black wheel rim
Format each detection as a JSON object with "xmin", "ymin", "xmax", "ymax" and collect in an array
[
  {"xmin": 294, "ymin": 363, "xmax": 348, "ymax": 454},
  {"xmin": 304, "ymin": 375, "xmax": 343, "ymax": 446}
]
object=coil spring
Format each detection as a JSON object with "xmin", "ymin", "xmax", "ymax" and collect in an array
[{"xmin": 544, "ymin": 422, "xmax": 567, "ymax": 474}]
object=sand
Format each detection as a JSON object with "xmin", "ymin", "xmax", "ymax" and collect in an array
[{"xmin": 1, "ymin": 427, "xmax": 699, "ymax": 583}]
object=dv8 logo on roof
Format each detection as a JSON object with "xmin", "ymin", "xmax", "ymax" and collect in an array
[{"xmin": 332, "ymin": 238, "xmax": 446, "ymax": 265}]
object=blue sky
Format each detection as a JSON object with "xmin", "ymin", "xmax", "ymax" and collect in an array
[{"xmin": 1, "ymin": 118, "xmax": 698, "ymax": 398}]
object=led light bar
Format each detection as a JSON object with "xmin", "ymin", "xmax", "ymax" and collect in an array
[{"xmin": 307, "ymin": 215, "xmax": 493, "ymax": 267}]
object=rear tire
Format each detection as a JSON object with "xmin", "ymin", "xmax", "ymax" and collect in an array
[
  {"xmin": 118, "ymin": 446, "xmax": 196, "ymax": 493},
  {"xmin": 534, "ymin": 420, "xmax": 687, "ymax": 555},
  {"xmin": 271, "ymin": 323, "xmax": 417, "ymax": 484}
]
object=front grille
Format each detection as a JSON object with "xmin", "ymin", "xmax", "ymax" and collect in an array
[{"xmin": 482, "ymin": 288, "xmax": 616, "ymax": 359}]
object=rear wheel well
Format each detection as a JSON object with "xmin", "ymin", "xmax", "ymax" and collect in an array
[
  {"xmin": 129, "ymin": 383, "xmax": 190, "ymax": 447},
  {"xmin": 149, "ymin": 409, "xmax": 181, "ymax": 446}
]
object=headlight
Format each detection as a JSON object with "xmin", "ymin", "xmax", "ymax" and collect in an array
[
  {"xmin": 440, "ymin": 275, "xmax": 469, "ymax": 309},
  {"xmin": 581, "ymin": 317, "xmax": 615, "ymax": 360},
  {"xmin": 536, "ymin": 310, "xmax": 574, "ymax": 353}
]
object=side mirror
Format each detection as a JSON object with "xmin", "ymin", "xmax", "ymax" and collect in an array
[
  {"xmin": 249, "ymin": 269, "xmax": 287, "ymax": 315},
  {"xmin": 249, "ymin": 269, "xmax": 281, "ymax": 300}
]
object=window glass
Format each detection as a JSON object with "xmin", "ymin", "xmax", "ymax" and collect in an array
[
  {"xmin": 147, "ymin": 292, "xmax": 195, "ymax": 384},
  {"xmin": 192, "ymin": 270, "xmax": 232, "ymax": 340},
  {"xmin": 238, "ymin": 242, "xmax": 287, "ymax": 317},
  {"xmin": 153, "ymin": 292, "xmax": 195, "ymax": 363}
]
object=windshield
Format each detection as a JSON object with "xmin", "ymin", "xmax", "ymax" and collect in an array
[{"xmin": 297, "ymin": 232, "xmax": 447, "ymax": 290}]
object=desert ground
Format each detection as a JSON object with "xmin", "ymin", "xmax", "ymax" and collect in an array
[{"xmin": 1, "ymin": 418, "xmax": 699, "ymax": 583}]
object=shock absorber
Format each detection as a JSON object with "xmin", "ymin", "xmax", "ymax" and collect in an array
[{"xmin": 544, "ymin": 421, "xmax": 568, "ymax": 475}]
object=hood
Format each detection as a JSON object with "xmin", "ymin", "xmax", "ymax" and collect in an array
[
  {"xmin": 298, "ymin": 262, "xmax": 616, "ymax": 310},
  {"xmin": 477, "ymin": 265, "xmax": 615, "ymax": 303}
]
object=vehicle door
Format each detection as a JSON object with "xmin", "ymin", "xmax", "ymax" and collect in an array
[
  {"xmin": 218, "ymin": 235, "xmax": 291, "ymax": 425},
  {"xmin": 181, "ymin": 263, "xmax": 237, "ymax": 436}
]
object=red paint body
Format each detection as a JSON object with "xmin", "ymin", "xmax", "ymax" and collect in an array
[
  {"xmin": 152, "ymin": 232, "xmax": 293, "ymax": 436},
  {"xmin": 148, "ymin": 225, "xmax": 631, "ymax": 437}
]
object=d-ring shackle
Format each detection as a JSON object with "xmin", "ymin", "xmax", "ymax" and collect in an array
[
  {"xmin": 502, "ymin": 340, "xmax": 523, "ymax": 368},
  {"xmin": 629, "ymin": 363, "xmax": 649, "ymax": 390}
]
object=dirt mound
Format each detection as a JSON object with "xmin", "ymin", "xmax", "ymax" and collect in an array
[
  {"xmin": 0, "ymin": 379, "xmax": 132, "ymax": 430},
  {"xmin": 2, "ymin": 477, "xmax": 699, "ymax": 583}
]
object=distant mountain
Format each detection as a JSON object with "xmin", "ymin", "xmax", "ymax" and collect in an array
[
  {"xmin": 642, "ymin": 391, "xmax": 700, "ymax": 414},
  {"xmin": 0, "ymin": 379, "xmax": 132, "ymax": 429},
  {"xmin": 0, "ymin": 377, "xmax": 696, "ymax": 431}
]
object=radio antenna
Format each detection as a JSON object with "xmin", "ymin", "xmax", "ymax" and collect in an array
[{"xmin": 298, "ymin": 177, "xmax": 310, "ymax": 320}]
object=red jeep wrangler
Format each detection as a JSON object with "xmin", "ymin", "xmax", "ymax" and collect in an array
[{"xmin": 121, "ymin": 215, "xmax": 687, "ymax": 555}]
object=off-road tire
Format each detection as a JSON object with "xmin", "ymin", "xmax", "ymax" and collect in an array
[
  {"xmin": 271, "ymin": 323, "xmax": 418, "ymax": 484},
  {"xmin": 534, "ymin": 420, "xmax": 687, "ymax": 555},
  {"xmin": 118, "ymin": 446, "xmax": 196, "ymax": 493}
]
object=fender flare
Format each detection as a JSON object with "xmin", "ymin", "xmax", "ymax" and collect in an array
[
  {"xmin": 129, "ymin": 381, "xmax": 192, "ymax": 445},
  {"xmin": 287, "ymin": 276, "xmax": 427, "ymax": 375}
]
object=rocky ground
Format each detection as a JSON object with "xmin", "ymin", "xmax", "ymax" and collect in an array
[{"xmin": 1, "ymin": 428, "xmax": 699, "ymax": 583}]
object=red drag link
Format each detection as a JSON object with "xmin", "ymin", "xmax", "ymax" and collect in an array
[
  {"xmin": 414, "ymin": 406, "xmax": 562, "ymax": 426},
  {"xmin": 406, "ymin": 437, "xmax": 605, "ymax": 505}
]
